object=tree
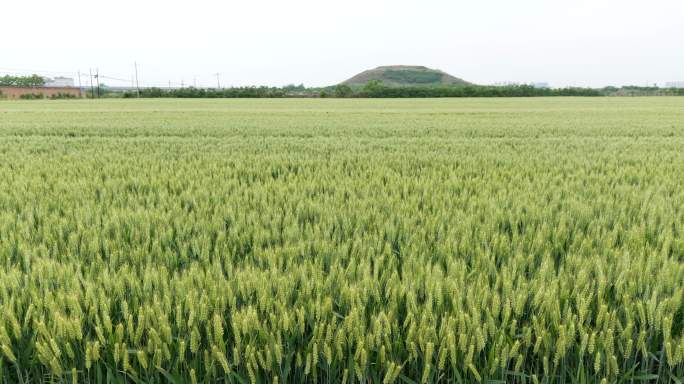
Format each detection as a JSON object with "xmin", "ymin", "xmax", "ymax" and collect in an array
[
  {"xmin": 333, "ymin": 84, "xmax": 353, "ymax": 98},
  {"xmin": 0, "ymin": 74, "xmax": 45, "ymax": 87},
  {"xmin": 363, "ymin": 80, "xmax": 384, "ymax": 93}
]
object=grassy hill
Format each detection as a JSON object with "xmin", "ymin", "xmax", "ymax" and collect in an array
[{"xmin": 341, "ymin": 65, "xmax": 471, "ymax": 87}]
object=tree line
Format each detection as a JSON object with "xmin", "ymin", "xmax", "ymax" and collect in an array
[
  {"xmin": 3, "ymin": 74, "xmax": 684, "ymax": 98},
  {"xmin": 0, "ymin": 74, "xmax": 45, "ymax": 87},
  {"xmin": 124, "ymin": 86, "xmax": 289, "ymax": 98},
  {"xmin": 329, "ymin": 81, "xmax": 603, "ymax": 97},
  {"xmin": 126, "ymin": 83, "xmax": 604, "ymax": 98},
  {"xmin": 129, "ymin": 81, "xmax": 684, "ymax": 98}
]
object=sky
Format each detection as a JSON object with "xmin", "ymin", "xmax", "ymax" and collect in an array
[{"xmin": 2, "ymin": 0, "xmax": 683, "ymax": 88}]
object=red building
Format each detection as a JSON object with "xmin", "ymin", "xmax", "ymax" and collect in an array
[{"xmin": 0, "ymin": 86, "xmax": 82, "ymax": 99}]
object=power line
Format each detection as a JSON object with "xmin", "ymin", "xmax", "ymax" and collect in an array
[
  {"xmin": 1, "ymin": 65, "xmax": 237, "ymax": 90},
  {"xmin": 95, "ymin": 68, "xmax": 101, "ymax": 98},
  {"xmin": 89, "ymin": 69, "xmax": 95, "ymax": 99},
  {"xmin": 99, "ymin": 75, "xmax": 131, "ymax": 83},
  {"xmin": 134, "ymin": 62, "xmax": 140, "ymax": 98}
]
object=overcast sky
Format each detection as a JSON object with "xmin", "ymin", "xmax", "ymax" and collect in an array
[{"xmin": 3, "ymin": 0, "xmax": 683, "ymax": 88}]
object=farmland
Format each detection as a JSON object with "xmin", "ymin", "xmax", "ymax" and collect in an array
[{"xmin": 1, "ymin": 98, "xmax": 684, "ymax": 383}]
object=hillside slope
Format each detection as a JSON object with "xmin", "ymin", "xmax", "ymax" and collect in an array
[{"xmin": 341, "ymin": 65, "xmax": 471, "ymax": 86}]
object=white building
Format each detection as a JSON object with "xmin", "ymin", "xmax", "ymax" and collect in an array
[
  {"xmin": 45, "ymin": 77, "xmax": 75, "ymax": 87},
  {"xmin": 493, "ymin": 81, "xmax": 550, "ymax": 88},
  {"xmin": 666, "ymin": 82, "xmax": 684, "ymax": 89}
]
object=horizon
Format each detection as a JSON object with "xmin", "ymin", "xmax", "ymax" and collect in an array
[{"xmin": 2, "ymin": 65, "xmax": 682, "ymax": 90}]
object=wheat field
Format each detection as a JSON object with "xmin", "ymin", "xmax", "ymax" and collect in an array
[{"xmin": 1, "ymin": 98, "xmax": 683, "ymax": 383}]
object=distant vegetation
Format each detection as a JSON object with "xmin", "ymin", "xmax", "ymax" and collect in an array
[
  {"xmin": 126, "ymin": 83, "xmax": 603, "ymax": 98},
  {"xmin": 118, "ymin": 83, "xmax": 684, "ymax": 99},
  {"xmin": 3, "ymin": 73, "xmax": 684, "ymax": 99},
  {"xmin": 17, "ymin": 92, "xmax": 78, "ymax": 100},
  {"xmin": 344, "ymin": 81, "xmax": 603, "ymax": 97},
  {"xmin": 0, "ymin": 74, "xmax": 45, "ymax": 87},
  {"xmin": 126, "ymin": 86, "xmax": 289, "ymax": 98},
  {"xmin": 602, "ymin": 86, "xmax": 684, "ymax": 97}
]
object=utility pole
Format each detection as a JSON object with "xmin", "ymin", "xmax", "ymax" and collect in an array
[
  {"xmin": 77, "ymin": 71, "xmax": 83, "ymax": 98},
  {"xmin": 193, "ymin": 77, "xmax": 197, "ymax": 88},
  {"xmin": 134, "ymin": 62, "xmax": 140, "ymax": 97},
  {"xmin": 168, "ymin": 80, "xmax": 172, "ymax": 89},
  {"xmin": 181, "ymin": 80, "xmax": 184, "ymax": 89},
  {"xmin": 89, "ymin": 68, "xmax": 95, "ymax": 99},
  {"xmin": 215, "ymin": 73, "xmax": 221, "ymax": 89},
  {"xmin": 95, "ymin": 68, "xmax": 100, "ymax": 98}
]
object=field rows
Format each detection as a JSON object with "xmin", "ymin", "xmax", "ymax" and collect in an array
[{"xmin": 0, "ymin": 98, "xmax": 683, "ymax": 383}]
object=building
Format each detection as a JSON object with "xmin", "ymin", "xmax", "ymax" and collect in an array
[
  {"xmin": 493, "ymin": 81, "xmax": 550, "ymax": 88},
  {"xmin": 0, "ymin": 86, "xmax": 82, "ymax": 99},
  {"xmin": 666, "ymin": 82, "xmax": 684, "ymax": 89},
  {"xmin": 44, "ymin": 77, "xmax": 75, "ymax": 87}
]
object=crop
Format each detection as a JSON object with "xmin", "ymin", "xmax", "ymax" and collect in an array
[{"xmin": 0, "ymin": 98, "xmax": 683, "ymax": 383}]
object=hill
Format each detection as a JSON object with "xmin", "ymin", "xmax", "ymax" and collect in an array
[{"xmin": 341, "ymin": 65, "xmax": 471, "ymax": 87}]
